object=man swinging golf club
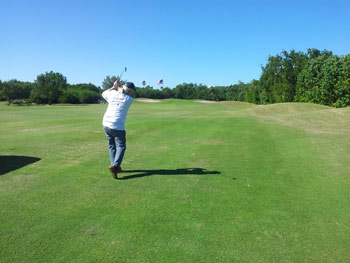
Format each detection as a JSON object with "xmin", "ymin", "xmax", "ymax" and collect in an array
[{"xmin": 102, "ymin": 79, "xmax": 135, "ymax": 179}]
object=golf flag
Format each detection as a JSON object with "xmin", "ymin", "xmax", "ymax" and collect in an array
[{"xmin": 157, "ymin": 79, "xmax": 163, "ymax": 85}]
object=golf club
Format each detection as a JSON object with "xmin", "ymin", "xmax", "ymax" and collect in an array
[{"xmin": 118, "ymin": 67, "xmax": 127, "ymax": 80}]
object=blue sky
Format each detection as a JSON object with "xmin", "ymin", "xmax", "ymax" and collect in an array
[{"xmin": 1, "ymin": 0, "xmax": 349, "ymax": 88}]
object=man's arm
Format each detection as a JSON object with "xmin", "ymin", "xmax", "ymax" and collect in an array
[{"xmin": 102, "ymin": 80, "xmax": 121, "ymax": 102}]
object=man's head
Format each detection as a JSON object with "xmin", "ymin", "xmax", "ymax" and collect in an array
[{"xmin": 122, "ymin": 82, "xmax": 136, "ymax": 95}]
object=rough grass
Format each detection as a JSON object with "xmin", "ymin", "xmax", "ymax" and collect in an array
[{"xmin": 0, "ymin": 100, "xmax": 349, "ymax": 263}]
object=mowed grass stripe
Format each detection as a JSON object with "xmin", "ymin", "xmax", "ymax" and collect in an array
[{"xmin": 0, "ymin": 101, "xmax": 349, "ymax": 262}]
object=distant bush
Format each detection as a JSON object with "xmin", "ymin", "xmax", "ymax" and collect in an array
[
  {"xmin": 0, "ymin": 75, "xmax": 102, "ymax": 105},
  {"xmin": 30, "ymin": 71, "xmax": 67, "ymax": 104},
  {"xmin": 1, "ymin": 80, "xmax": 34, "ymax": 105},
  {"xmin": 59, "ymin": 88, "xmax": 101, "ymax": 104},
  {"xmin": 59, "ymin": 89, "xmax": 81, "ymax": 104},
  {"xmin": 69, "ymin": 83, "xmax": 101, "ymax": 93},
  {"xmin": 78, "ymin": 89, "xmax": 101, "ymax": 104}
]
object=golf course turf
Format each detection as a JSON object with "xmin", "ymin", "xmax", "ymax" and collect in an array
[{"xmin": 0, "ymin": 100, "xmax": 349, "ymax": 262}]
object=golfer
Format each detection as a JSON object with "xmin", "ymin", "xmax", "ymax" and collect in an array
[{"xmin": 102, "ymin": 80, "xmax": 135, "ymax": 179}]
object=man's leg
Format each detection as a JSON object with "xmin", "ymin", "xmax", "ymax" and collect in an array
[
  {"xmin": 104, "ymin": 126, "xmax": 116, "ymax": 166},
  {"xmin": 113, "ymin": 130, "xmax": 126, "ymax": 168}
]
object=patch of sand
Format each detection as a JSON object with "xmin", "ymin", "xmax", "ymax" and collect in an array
[
  {"xmin": 193, "ymin": 100, "xmax": 217, "ymax": 104},
  {"xmin": 135, "ymin": 99, "xmax": 161, "ymax": 103}
]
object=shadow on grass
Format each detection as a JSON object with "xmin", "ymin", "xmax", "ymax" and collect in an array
[
  {"xmin": 119, "ymin": 168, "xmax": 221, "ymax": 180},
  {"xmin": 0, "ymin": 156, "xmax": 41, "ymax": 176}
]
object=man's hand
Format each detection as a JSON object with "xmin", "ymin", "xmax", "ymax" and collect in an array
[
  {"xmin": 109, "ymin": 79, "xmax": 121, "ymax": 91},
  {"xmin": 113, "ymin": 79, "xmax": 121, "ymax": 88}
]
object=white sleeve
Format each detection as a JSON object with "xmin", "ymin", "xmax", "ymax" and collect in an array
[
  {"xmin": 102, "ymin": 90, "xmax": 110, "ymax": 102},
  {"xmin": 126, "ymin": 97, "xmax": 133, "ymax": 109}
]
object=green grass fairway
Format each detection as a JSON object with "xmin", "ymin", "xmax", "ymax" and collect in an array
[{"xmin": 1, "ymin": 100, "xmax": 349, "ymax": 262}]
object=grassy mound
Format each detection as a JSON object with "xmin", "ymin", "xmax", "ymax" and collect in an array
[{"xmin": 237, "ymin": 102, "xmax": 350, "ymax": 134}]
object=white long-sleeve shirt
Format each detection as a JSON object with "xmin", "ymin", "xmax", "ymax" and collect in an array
[{"xmin": 102, "ymin": 89, "xmax": 133, "ymax": 130}]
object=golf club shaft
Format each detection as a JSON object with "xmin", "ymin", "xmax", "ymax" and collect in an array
[
  {"xmin": 119, "ymin": 70, "xmax": 124, "ymax": 80},
  {"xmin": 118, "ymin": 67, "xmax": 127, "ymax": 80}
]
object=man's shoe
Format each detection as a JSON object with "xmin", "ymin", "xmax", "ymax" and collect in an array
[
  {"xmin": 108, "ymin": 166, "xmax": 118, "ymax": 179},
  {"xmin": 116, "ymin": 167, "xmax": 124, "ymax": 173}
]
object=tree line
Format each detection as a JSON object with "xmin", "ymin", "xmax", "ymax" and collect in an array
[
  {"xmin": 131, "ymin": 49, "xmax": 350, "ymax": 108},
  {"xmin": 1, "ymin": 48, "xmax": 349, "ymax": 107},
  {"xmin": 0, "ymin": 71, "xmax": 101, "ymax": 105}
]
